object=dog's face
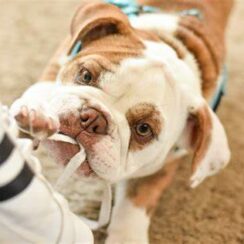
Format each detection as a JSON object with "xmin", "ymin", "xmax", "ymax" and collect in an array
[{"xmin": 45, "ymin": 3, "xmax": 230, "ymax": 185}]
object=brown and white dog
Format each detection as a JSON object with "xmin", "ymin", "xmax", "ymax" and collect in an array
[{"xmin": 11, "ymin": 0, "xmax": 233, "ymax": 243}]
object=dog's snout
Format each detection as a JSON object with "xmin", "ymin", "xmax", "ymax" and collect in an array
[{"xmin": 80, "ymin": 108, "xmax": 108, "ymax": 135}]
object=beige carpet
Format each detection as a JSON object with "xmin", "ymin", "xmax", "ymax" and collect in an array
[{"xmin": 0, "ymin": 1, "xmax": 243, "ymax": 243}]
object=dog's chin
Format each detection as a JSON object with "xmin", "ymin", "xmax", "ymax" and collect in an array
[{"xmin": 42, "ymin": 139, "xmax": 97, "ymax": 178}]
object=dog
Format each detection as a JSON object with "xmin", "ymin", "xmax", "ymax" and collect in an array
[{"xmin": 11, "ymin": 0, "xmax": 233, "ymax": 243}]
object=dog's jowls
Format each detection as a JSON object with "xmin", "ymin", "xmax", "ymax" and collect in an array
[{"xmin": 10, "ymin": 0, "xmax": 233, "ymax": 243}]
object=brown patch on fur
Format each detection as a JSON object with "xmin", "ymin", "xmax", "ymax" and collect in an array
[
  {"xmin": 157, "ymin": 32, "xmax": 187, "ymax": 60},
  {"xmin": 126, "ymin": 103, "xmax": 163, "ymax": 151},
  {"xmin": 59, "ymin": 54, "xmax": 114, "ymax": 86},
  {"xmin": 137, "ymin": 28, "xmax": 187, "ymax": 60},
  {"xmin": 180, "ymin": 17, "xmax": 220, "ymax": 74},
  {"xmin": 136, "ymin": 29, "xmax": 162, "ymax": 42},
  {"xmin": 176, "ymin": 25, "xmax": 218, "ymax": 97},
  {"xmin": 190, "ymin": 105, "xmax": 212, "ymax": 173},
  {"xmin": 60, "ymin": 33, "xmax": 144, "ymax": 85},
  {"xmin": 67, "ymin": 2, "xmax": 137, "ymax": 55},
  {"xmin": 127, "ymin": 158, "xmax": 181, "ymax": 215},
  {"xmin": 79, "ymin": 34, "xmax": 144, "ymax": 63},
  {"xmin": 127, "ymin": 18, "xmax": 187, "ymax": 60}
]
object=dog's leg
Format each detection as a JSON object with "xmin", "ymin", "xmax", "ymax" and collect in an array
[{"xmin": 106, "ymin": 159, "xmax": 180, "ymax": 244}]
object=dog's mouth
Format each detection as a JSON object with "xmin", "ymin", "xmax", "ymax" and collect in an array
[{"xmin": 43, "ymin": 134, "xmax": 96, "ymax": 177}]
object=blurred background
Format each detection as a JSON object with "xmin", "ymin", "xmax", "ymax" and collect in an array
[{"xmin": 0, "ymin": 1, "xmax": 243, "ymax": 243}]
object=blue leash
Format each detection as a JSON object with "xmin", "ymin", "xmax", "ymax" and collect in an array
[
  {"xmin": 210, "ymin": 65, "xmax": 228, "ymax": 111},
  {"xmin": 70, "ymin": 0, "xmax": 227, "ymax": 111},
  {"xmin": 105, "ymin": 0, "xmax": 159, "ymax": 18}
]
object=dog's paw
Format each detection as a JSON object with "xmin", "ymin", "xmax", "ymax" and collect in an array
[{"xmin": 11, "ymin": 99, "xmax": 59, "ymax": 139}]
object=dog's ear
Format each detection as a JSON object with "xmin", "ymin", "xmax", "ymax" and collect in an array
[
  {"xmin": 66, "ymin": 2, "xmax": 133, "ymax": 54},
  {"xmin": 180, "ymin": 101, "xmax": 230, "ymax": 188}
]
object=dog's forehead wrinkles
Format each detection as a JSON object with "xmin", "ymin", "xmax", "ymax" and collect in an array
[
  {"xmin": 59, "ymin": 32, "xmax": 145, "ymax": 84},
  {"xmin": 89, "ymin": 57, "xmax": 163, "ymax": 103},
  {"xmin": 79, "ymin": 34, "xmax": 144, "ymax": 64},
  {"xmin": 75, "ymin": 54, "xmax": 117, "ymax": 72},
  {"xmin": 59, "ymin": 54, "xmax": 116, "ymax": 84}
]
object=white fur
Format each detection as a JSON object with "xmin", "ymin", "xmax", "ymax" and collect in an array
[
  {"xmin": 131, "ymin": 40, "xmax": 201, "ymax": 177},
  {"xmin": 131, "ymin": 13, "xmax": 201, "ymax": 83},
  {"xmin": 0, "ymin": 148, "xmax": 25, "ymax": 187},
  {"xmin": 130, "ymin": 13, "xmax": 179, "ymax": 35},
  {"xmin": 107, "ymin": 182, "xmax": 150, "ymax": 244},
  {"xmin": 190, "ymin": 106, "xmax": 231, "ymax": 188}
]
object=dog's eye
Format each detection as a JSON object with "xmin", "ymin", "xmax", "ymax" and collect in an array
[
  {"xmin": 135, "ymin": 123, "xmax": 153, "ymax": 137},
  {"xmin": 75, "ymin": 68, "xmax": 93, "ymax": 85}
]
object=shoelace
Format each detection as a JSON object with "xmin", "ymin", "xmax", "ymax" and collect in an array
[{"xmin": 50, "ymin": 133, "xmax": 112, "ymax": 230}]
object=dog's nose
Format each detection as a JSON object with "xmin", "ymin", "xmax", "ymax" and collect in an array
[{"xmin": 80, "ymin": 108, "xmax": 108, "ymax": 135}]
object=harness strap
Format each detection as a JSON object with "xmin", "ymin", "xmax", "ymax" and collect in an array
[
  {"xmin": 0, "ymin": 134, "xmax": 14, "ymax": 166},
  {"xmin": 105, "ymin": 0, "xmax": 159, "ymax": 18},
  {"xmin": 0, "ymin": 163, "xmax": 33, "ymax": 202},
  {"xmin": 210, "ymin": 65, "xmax": 228, "ymax": 111}
]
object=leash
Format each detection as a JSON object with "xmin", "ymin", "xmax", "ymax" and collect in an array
[
  {"xmin": 210, "ymin": 65, "xmax": 228, "ymax": 111},
  {"xmin": 51, "ymin": 133, "xmax": 112, "ymax": 230},
  {"xmin": 105, "ymin": 0, "xmax": 160, "ymax": 18}
]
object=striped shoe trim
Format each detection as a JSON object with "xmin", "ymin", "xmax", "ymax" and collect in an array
[
  {"xmin": 0, "ymin": 147, "xmax": 26, "ymax": 187},
  {"xmin": 0, "ymin": 163, "xmax": 34, "ymax": 202},
  {"xmin": 0, "ymin": 134, "xmax": 14, "ymax": 166}
]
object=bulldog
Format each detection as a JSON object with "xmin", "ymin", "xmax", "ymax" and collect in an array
[{"xmin": 10, "ymin": 0, "xmax": 233, "ymax": 243}]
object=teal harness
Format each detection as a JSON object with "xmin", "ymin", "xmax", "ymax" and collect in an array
[
  {"xmin": 105, "ymin": 0, "xmax": 160, "ymax": 18},
  {"xmin": 70, "ymin": 0, "xmax": 227, "ymax": 111}
]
